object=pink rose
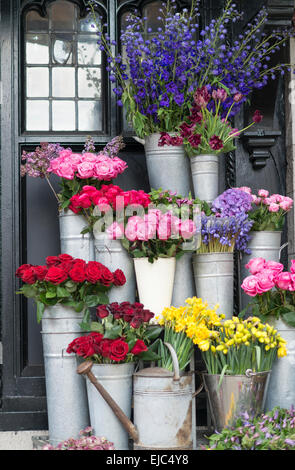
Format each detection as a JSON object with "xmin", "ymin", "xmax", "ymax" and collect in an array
[
  {"xmin": 77, "ymin": 161, "xmax": 94, "ymax": 179},
  {"xmin": 264, "ymin": 261, "xmax": 284, "ymax": 276},
  {"xmin": 55, "ymin": 160, "xmax": 75, "ymax": 179},
  {"xmin": 241, "ymin": 275, "xmax": 259, "ymax": 297},
  {"xmin": 255, "ymin": 272, "xmax": 275, "ymax": 293},
  {"xmin": 245, "ymin": 257, "xmax": 266, "ymax": 275},
  {"xmin": 94, "ymin": 159, "xmax": 114, "ymax": 181},
  {"xmin": 275, "ymin": 272, "xmax": 293, "ymax": 290},
  {"xmin": 258, "ymin": 189, "xmax": 269, "ymax": 198},
  {"xmin": 290, "ymin": 260, "xmax": 295, "ymax": 274},
  {"xmin": 268, "ymin": 202, "xmax": 280, "ymax": 213}
]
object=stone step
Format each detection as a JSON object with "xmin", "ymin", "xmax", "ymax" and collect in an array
[{"xmin": 0, "ymin": 431, "xmax": 48, "ymax": 450}]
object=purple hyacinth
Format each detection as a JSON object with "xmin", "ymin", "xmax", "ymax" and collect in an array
[{"xmin": 212, "ymin": 188, "xmax": 253, "ymax": 218}]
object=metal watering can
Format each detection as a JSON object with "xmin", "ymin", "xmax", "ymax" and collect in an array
[{"xmin": 77, "ymin": 343, "xmax": 203, "ymax": 450}]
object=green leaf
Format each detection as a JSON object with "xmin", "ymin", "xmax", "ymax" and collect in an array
[
  {"xmin": 282, "ymin": 311, "xmax": 295, "ymax": 327},
  {"xmin": 21, "ymin": 284, "xmax": 38, "ymax": 299},
  {"xmin": 74, "ymin": 301, "xmax": 85, "ymax": 313},
  {"xmin": 145, "ymin": 326, "xmax": 163, "ymax": 341},
  {"xmin": 103, "ymin": 324, "xmax": 122, "ymax": 339},
  {"xmin": 138, "ymin": 350, "xmax": 162, "ymax": 361},
  {"xmin": 217, "ymin": 364, "xmax": 229, "ymax": 391},
  {"xmin": 36, "ymin": 301, "xmax": 45, "ymax": 324},
  {"xmin": 84, "ymin": 295, "xmax": 101, "ymax": 307},
  {"xmin": 45, "ymin": 288, "xmax": 57, "ymax": 299},
  {"xmin": 56, "ymin": 286, "xmax": 70, "ymax": 298},
  {"xmin": 90, "ymin": 321, "xmax": 104, "ymax": 333}
]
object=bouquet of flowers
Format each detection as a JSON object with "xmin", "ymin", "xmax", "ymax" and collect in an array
[
  {"xmin": 241, "ymin": 257, "xmax": 295, "ymax": 327},
  {"xmin": 156, "ymin": 296, "xmax": 221, "ymax": 371},
  {"xmin": 21, "ymin": 136, "xmax": 127, "ymax": 209},
  {"xmin": 43, "ymin": 427, "xmax": 115, "ymax": 450},
  {"xmin": 238, "ymin": 187, "xmax": 293, "ymax": 231},
  {"xmin": 67, "ymin": 301, "xmax": 161, "ymax": 364},
  {"xmin": 88, "ymin": 0, "xmax": 293, "ymax": 138},
  {"xmin": 15, "ymin": 253, "xmax": 126, "ymax": 323},
  {"xmin": 159, "ymin": 89, "xmax": 263, "ymax": 156}
]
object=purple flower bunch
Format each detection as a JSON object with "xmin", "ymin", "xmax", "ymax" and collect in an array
[
  {"xmin": 87, "ymin": 0, "xmax": 293, "ymax": 138},
  {"xmin": 21, "ymin": 142, "xmax": 64, "ymax": 179},
  {"xmin": 199, "ymin": 214, "xmax": 253, "ymax": 254},
  {"xmin": 212, "ymin": 188, "xmax": 253, "ymax": 218}
]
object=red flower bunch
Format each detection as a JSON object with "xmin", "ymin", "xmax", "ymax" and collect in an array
[
  {"xmin": 96, "ymin": 301, "xmax": 155, "ymax": 328},
  {"xmin": 16, "ymin": 253, "xmax": 126, "ymax": 288},
  {"xmin": 69, "ymin": 184, "xmax": 151, "ymax": 214},
  {"xmin": 67, "ymin": 332, "xmax": 148, "ymax": 363}
]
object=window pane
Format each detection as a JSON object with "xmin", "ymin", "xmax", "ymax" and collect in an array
[
  {"xmin": 26, "ymin": 68, "xmax": 49, "ymax": 97},
  {"xmin": 78, "ymin": 35, "xmax": 101, "ymax": 65},
  {"xmin": 26, "ymin": 11, "xmax": 49, "ymax": 32},
  {"xmin": 78, "ymin": 101, "xmax": 102, "ymax": 131},
  {"xmin": 49, "ymin": 1, "xmax": 76, "ymax": 31},
  {"xmin": 52, "ymin": 100, "xmax": 76, "ymax": 130},
  {"xmin": 143, "ymin": 1, "xmax": 164, "ymax": 32},
  {"xmin": 26, "ymin": 34, "xmax": 49, "ymax": 64},
  {"xmin": 52, "ymin": 67, "xmax": 75, "ymax": 97},
  {"xmin": 52, "ymin": 34, "xmax": 73, "ymax": 64},
  {"xmin": 78, "ymin": 68, "xmax": 101, "ymax": 98},
  {"xmin": 79, "ymin": 12, "xmax": 100, "ymax": 32},
  {"xmin": 26, "ymin": 100, "xmax": 49, "ymax": 130}
]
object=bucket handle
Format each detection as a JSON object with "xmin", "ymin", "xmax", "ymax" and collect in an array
[
  {"xmin": 163, "ymin": 342, "xmax": 180, "ymax": 381},
  {"xmin": 279, "ymin": 242, "xmax": 288, "ymax": 260}
]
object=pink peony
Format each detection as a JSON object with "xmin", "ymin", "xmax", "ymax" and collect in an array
[
  {"xmin": 241, "ymin": 275, "xmax": 259, "ymax": 297},
  {"xmin": 106, "ymin": 222, "xmax": 124, "ymax": 240},
  {"xmin": 180, "ymin": 219, "xmax": 197, "ymax": 239},
  {"xmin": 245, "ymin": 257, "xmax": 266, "ymax": 275},
  {"xmin": 279, "ymin": 197, "xmax": 293, "ymax": 211},
  {"xmin": 264, "ymin": 261, "xmax": 284, "ymax": 276},
  {"xmin": 258, "ymin": 189, "xmax": 269, "ymax": 198},
  {"xmin": 255, "ymin": 271, "xmax": 275, "ymax": 293},
  {"xmin": 275, "ymin": 272, "xmax": 293, "ymax": 290},
  {"xmin": 268, "ymin": 203, "xmax": 280, "ymax": 213},
  {"xmin": 238, "ymin": 186, "xmax": 252, "ymax": 194}
]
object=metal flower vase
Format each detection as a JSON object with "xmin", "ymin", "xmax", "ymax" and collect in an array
[
  {"xmin": 41, "ymin": 305, "xmax": 90, "ymax": 446},
  {"xmin": 203, "ymin": 370, "xmax": 271, "ymax": 432},
  {"xmin": 134, "ymin": 134, "xmax": 192, "ymax": 196},
  {"xmin": 85, "ymin": 362, "xmax": 135, "ymax": 450},
  {"xmin": 172, "ymin": 252, "xmax": 196, "ymax": 307},
  {"xmin": 59, "ymin": 209, "xmax": 94, "ymax": 261},
  {"xmin": 192, "ymin": 252, "xmax": 234, "ymax": 318},
  {"xmin": 265, "ymin": 317, "xmax": 295, "ymax": 411},
  {"xmin": 240, "ymin": 230, "xmax": 283, "ymax": 309},
  {"xmin": 93, "ymin": 232, "xmax": 136, "ymax": 303},
  {"xmin": 133, "ymin": 257, "xmax": 176, "ymax": 321},
  {"xmin": 190, "ymin": 154, "xmax": 220, "ymax": 203}
]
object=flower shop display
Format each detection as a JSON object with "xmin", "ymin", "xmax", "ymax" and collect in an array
[
  {"xmin": 15, "ymin": 253, "xmax": 126, "ymax": 445},
  {"xmin": 67, "ymin": 301, "xmax": 161, "ymax": 450},
  {"xmin": 237, "ymin": 187, "xmax": 293, "ymax": 308},
  {"xmin": 42, "ymin": 427, "xmax": 115, "ymax": 450},
  {"xmin": 116, "ymin": 207, "xmax": 197, "ymax": 319},
  {"xmin": 192, "ymin": 190, "xmax": 253, "ymax": 317},
  {"xmin": 205, "ymin": 407, "xmax": 295, "ymax": 450},
  {"xmin": 241, "ymin": 258, "xmax": 295, "ymax": 410}
]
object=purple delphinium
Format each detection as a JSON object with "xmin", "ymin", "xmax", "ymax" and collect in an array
[{"xmin": 21, "ymin": 142, "xmax": 64, "ymax": 178}]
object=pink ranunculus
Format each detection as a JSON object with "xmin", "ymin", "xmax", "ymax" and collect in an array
[
  {"xmin": 180, "ymin": 219, "xmax": 197, "ymax": 240},
  {"xmin": 264, "ymin": 261, "xmax": 284, "ymax": 276},
  {"xmin": 258, "ymin": 189, "xmax": 269, "ymax": 198},
  {"xmin": 77, "ymin": 161, "xmax": 94, "ymax": 179},
  {"xmin": 255, "ymin": 272, "xmax": 275, "ymax": 293},
  {"xmin": 241, "ymin": 275, "xmax": 259, "ymax": 297},
  {"xmin": 268, "ymin": 202, "xmax": 280, "ymax": 213},
  {"xmin": 106, "ymin": 222, "xmax": 124, "ymax": 240},
  {"xmin": 245, "ymin": 257, "xmax": 266, "ymax": 275},
  {"xmin": 290, "ymin": 260, "xmax": 295, "ymax": 274},
  {"xmin": 275, "ymin": 272, "xmax": 293, "ymax": 291}
]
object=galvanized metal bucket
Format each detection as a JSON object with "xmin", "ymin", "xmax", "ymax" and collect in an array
[
  {"xmin": 135, "ymin": 134, "xmax": 192, "ymax": 196},
  {"xmin": 240, "ymin": 230, "xmax": 283, "ymax": 309},
  {"xmin": 41, "ymin": 305, "xmax": 90, "ymax": 446},
  {"xmin": 192, "ymin": 252, "xmax": 234, "ymax": 318},
  {"xmin": 59, "ymin": 209, "xmax": 94, "ymax": 261},
  {"xmin": 203, "ymin": 370, "xmax": 271, "ymax": 432},
  {"xmin": 93, "ymin": 232, "xmax": 136, "ymax": 303},
  {"xmin": 190, "ymin": 154, "xmax": 219, "ymax": 203},
  {"xmin": 133, "ymin": 257, "xmax": 176, "ymax": 321},
  {"xmin": 85, "ymin": 362, "xmax": 135, "ymax": 450},
  {"xmin": 171, "ymin": 252, "xmax": 195, "ymax": 307},
  {"xmin": 265, "ymin": 317, "xmax": 295, "ymax": 411}
]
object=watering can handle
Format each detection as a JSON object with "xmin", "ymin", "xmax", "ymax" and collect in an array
[
  {"xmin": 164, "ymin": 342, "xmax": 180, "ymax": 381},
  {"xmin": 279, "ymin": 242, "xmax": 288, "ymax": 260}
]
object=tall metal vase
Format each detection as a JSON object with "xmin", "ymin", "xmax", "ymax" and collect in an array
[
  {"xmin": 240, "ymin": 230, "xmax": 282, "ymax": 309},
  {"xmin": 265, "ymin": 317, "xmax": 295, "ymax": 411},
  {"xmin": 171, "ymin": 252, "xmax": 195, "ymax": 307},
  {"xmin": 192, "ymin": 252, "xmax": 234, "ymax": 318},
  {"xmin": 190, "ymin": 154, "xmax": 220, "ymax": 204},
  {"xmin": 59, "ymin": 209, "xmax": 94, "ymax": 261},
  {"xmin": 41, "ymin": 305, "xmax": 90, "ymax": 446},
  {"xmin": 134, "ymin": 134, "xmax": 192, "ymax": 196},
  {"xmin": 93, "ymin": 232, "xmax": 136, "ymax": 303},
  {"xmin": 85, "ymin": 362, "xmax": 135, "ymax": 450}
]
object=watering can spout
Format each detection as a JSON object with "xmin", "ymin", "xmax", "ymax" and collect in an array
[
  {"xmin": 77, "ymin": 361, "xmax": 139, "ymax": 444},
  {"xmin": 133, "ymin": 136, "xmax": 145, "ymax": 146}
]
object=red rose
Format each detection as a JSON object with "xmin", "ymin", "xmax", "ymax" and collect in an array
[
  {"xmin": 131, "ymin": 339, "xmax": 148, "ymax": 355},
  {"xmin": 100, "ymin": 267, "xmax": 114, "ymax": 287},
  {"xmin": 33, "ymin": 265, "xmax": 48, "ymax": 281},
  {"xmin": 109, "ymin": 338, "xmax": 129, "ymax": 362},
  {"xmin": 130, "ymin": 316, "xmax": 142, "ymax": 329},
  {"xmin": 85, "ymin": 261, "xmax": 103, "ymax": 284},
  {"xmin": 58, "ymin": 254, "xmax": 73, "ymax": 263},
  {"xmin": 142, "ymin": 309, "xmax": 154, "ymax": 323},
  {"xmin": 96, "ymin": 305, "xmax": 109, "ymax": 319},
  {"xmin": 45, "ymin": 266, "xmax": 68, "ymax": 285},
  {"xmin": 46, "ymin": 256, "xmax": 60, "ymax": 267},
  {"xmin": 113, "ymin": 269, "xmax": 126, "ymax": 287},
  {"xmin": 98, "ymin": 339, "xmax": 113, "ymax": 358},
  {"xmin": 69, "ymin": 265, "xmax": 86, "ymax": 283},
  {"xmin": 16, "ymin": 264, "xmax": 32, "ymax": 278},
  {"xmin": 21, "ymin": 267, "xmax": 37, "ymax": 284},
  {"xmin": 59, "ymin": 261, "xmax": 74, "ymax": 273}
]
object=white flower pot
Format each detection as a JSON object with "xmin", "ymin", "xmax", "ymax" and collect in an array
[{"xmin": 134, "ymin": 257, "xmax": 176, "ymax": 321}]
